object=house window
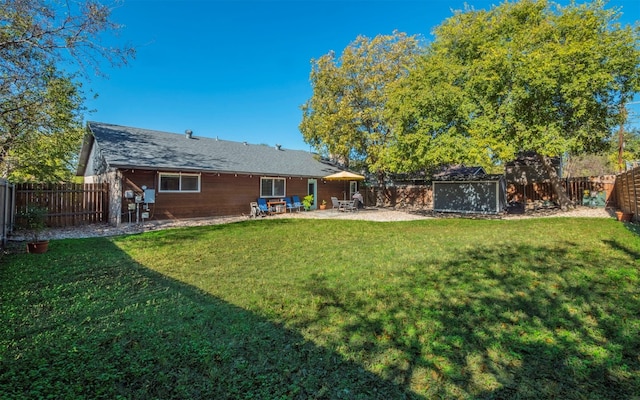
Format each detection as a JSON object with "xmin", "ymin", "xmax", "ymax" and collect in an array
[
  {"xmin": 260, "ymin": 177, "xmax": 285, "ymax": 197},
  {"xmin": 159, "ymin": 173, "xmax": 201, "ymax": 193}
]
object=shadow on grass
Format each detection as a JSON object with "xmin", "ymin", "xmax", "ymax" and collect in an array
[
  {"xmin": 0, "ymin": 237, "xmax": 423, "ymax": 399},
  {"xmin": 603, "ymin": 238, "xmax": 640, "ymax": 261},
  {"xmin": 298, "ymin": 240, "xmax": 640, "ymax": 399},
  {"xmin": 622, "ymin": 221, "xmax": 640, "ymax": 240}
]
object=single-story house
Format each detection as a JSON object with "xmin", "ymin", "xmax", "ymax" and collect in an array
[
  {"xmin": 76, "ymin": 122, "xmax": 360, "ymax": 225},
  {"xmin": 432, "ymin": 165, "xmax": 507, "ymax": 214}
]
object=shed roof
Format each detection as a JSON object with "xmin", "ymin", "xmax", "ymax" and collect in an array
[
  {"xmin": 432, "ymin": 165, "xmax": 488, "ymax": 181},
  {"xmin": 78, "ymin": 122, "xmax": 343, "ymax": 177},
  {"xmin": 432, "ymin": 174, "xmax": 505, "ymax": 182}
]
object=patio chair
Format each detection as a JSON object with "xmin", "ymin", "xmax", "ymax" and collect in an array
[
  {"xmin": 249, "ymin": 202, "xmax": 264, "ymax": 218},
  {"xmin": 344, "ymin": 199, "xmax": 358, "ymax": 212},
  {"xmin": 331, "ymin": 197, "xmax": 344, "ymax": 211},
  {"xmin": 292, "ymin": 195, "xmax": 304, "ymax": 211},
  {"xmin": 257, "ymin": 198, "xmax": 271, "ymax": 215},
  {"xmin": 284, "ymin": 197, "xmax": 300, "ymax": 212}
]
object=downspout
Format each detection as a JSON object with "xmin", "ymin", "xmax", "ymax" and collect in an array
[{"xmin": 116, "ymin": 170, "xmax": 124, "ymax": 225}]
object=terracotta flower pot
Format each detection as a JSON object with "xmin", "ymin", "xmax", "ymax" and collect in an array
[
  {"xmin": 27, "ymin": 241, "xmax": 49, "ymax": 254},
  {"xmin": 615, "ymin": 211, "xmax": 632, "ymax": 222}
]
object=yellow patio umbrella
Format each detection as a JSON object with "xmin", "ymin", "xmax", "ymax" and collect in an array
[
  {"xmin": 323, "ymin": 170, "xmax": 365, "ymax": 181},
  {"xmin": 323, "ymin": 171, "xmax": 365, "ymax": 199}
]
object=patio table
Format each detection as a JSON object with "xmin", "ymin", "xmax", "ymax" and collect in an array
[
  {"xmin": 337, "ymin": 200, "xmax": 356, "ymax": 211},
  {"xmin": 267, "ymin": 200, "xmax": 286, "ymax": 214}
]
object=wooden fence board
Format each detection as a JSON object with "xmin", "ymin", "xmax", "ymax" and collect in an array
[
  {"xmin": 613, "ymin": 167, "xmax": 640, "ymax": 219},
  {"xmin": 507, "ymin": 177, "xmax": 615, "ymax": 206},
  {"xmin": 15, "ymin": 183, "xmax": 109, "ymax": 228},
  {"xmin": 368, "ymin": 177, "xmax": 616, "ymax": 211}
]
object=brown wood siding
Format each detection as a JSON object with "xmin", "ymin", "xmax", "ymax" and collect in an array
[
  {"xmin": 120, "ymin": 171, "xmax": 333, "ymax": 220},
  {"xmin": 321, "ymin": 181, "xmax": 363, "ymax": 203}
]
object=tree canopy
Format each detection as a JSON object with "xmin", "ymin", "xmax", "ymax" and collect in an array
[
  {"xmin": 387, "ymin": 0, "xmax": 640, "ymax": 207},
  {"xmin": 0, "ymin": 0, "xmax": 134, "ymax": 182},
  {"xmin": 299, "ymin": 31, "xmax": 423, "ymax": 204}
]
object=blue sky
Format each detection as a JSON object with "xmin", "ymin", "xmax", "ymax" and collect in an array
[{"xmin": 84, "ymin": 0, "xmax": 640, "ymax": 151}]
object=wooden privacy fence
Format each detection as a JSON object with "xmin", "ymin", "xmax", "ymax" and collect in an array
[
  {"xmin": 506, "ymin": 176, "xmax": 616, "ymax": 206},
  {"xmin": 365, "ymin": 176, "xmax": 616, "ymax": 210},
  {"xmin": 613, "ymin": 167, "xmax": 639, "ymax": 219},
  {"xmin": 15, "ymin": 183, "xmax": 109, "ymax": 228}
]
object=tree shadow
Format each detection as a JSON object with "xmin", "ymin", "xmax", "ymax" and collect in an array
[
  {"xmin": 297, "ymin": 240, "xmax": 640, "ymax": 399},
  {"xmin": 603, "ymin": 238, "xmax": 640, "ymax": 260},
  {"xmin": 0, "ymin": 237, "xmax": 423, "ymax": 399},
  {"xmin": 6, "ymin": 223, "xmax": 638, "ymax": 399},
  {"xmin": 620, "ymin": 221, "xmax": 640, "ymax": 239}
]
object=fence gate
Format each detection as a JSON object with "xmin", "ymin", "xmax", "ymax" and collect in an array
[
  {"xmin": 15, "ymin": 183, "xmax": 109, "ymax": 228},
  {"xmin": 1, "ymin": 179, "xmax": 15, "ymax": 247}
]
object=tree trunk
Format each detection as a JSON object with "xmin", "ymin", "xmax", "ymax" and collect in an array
[
  {"xmin": 376, "ymin": 170, "xmax": 386, "ymax": 207},
  {"xmin": 537, "ymin": 154, "xmax": 574, "ymax": 210}
]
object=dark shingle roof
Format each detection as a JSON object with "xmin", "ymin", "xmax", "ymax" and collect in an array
[
  {"xmin": 84, "ymin": 122, "xmax": 342, "ymax": 177},
  {"xmin": 432, "ymin": 165, "xmax": 487, "ymax": 180},
  {"xmin": 433, "ymin": 173, "xmax": 504, "ymax": 182}
]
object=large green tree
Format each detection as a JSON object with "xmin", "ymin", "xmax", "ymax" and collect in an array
[
  {"xmin": 300, "ymin": 31, "xmax": 423, "ymax": 205},
  {"xmin": 0, "ymin": 0, "xmax": 134, "ymax": 182},
  {"xmin": 388, "ymin": 0, "xmax": 640, "ymax": 208},
  {"xmin": 6, "ymin": 70, "xmax": 86, "ymax": 182}
]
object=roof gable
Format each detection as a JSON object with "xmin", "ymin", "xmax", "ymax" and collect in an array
[
  {"xmin": 79, "ymin": 122, "xmax": 342, "ymax": 177},
  {"xmin": 433, "ymin": 165, "xmax": 487, "ymax": 180}
]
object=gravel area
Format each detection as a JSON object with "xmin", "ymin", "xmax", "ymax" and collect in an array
[{"xmin": 8, "ymin": 205, "xmax": 616, "ymax": 241}]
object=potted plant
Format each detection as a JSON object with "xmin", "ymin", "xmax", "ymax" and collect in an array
[
  {"xmin": 319, "ymin": 200, "xmax": 327, "ymax": 210},
  {"xmin": 16, "ymin": 204, "xmax": 49, "ymax": 253},
  {"xmin": 615, "ymin": 210, "xmax": 633, "ymax": 222},
  {"xmin": 302, "ymin": 194, "xmax": 314, "ymax": 211}
]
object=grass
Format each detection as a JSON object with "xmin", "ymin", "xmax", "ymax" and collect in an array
[{"xmin": 1, "ymin": 217, "xmax": 639, "ymax": 399}]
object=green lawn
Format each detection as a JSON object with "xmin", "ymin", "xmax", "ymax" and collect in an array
[{"xmin": 1, "ymin": 218, "xmax": 639, "ymax": 399}]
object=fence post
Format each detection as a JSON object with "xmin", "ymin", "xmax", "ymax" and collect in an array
[
  {"xmin": 633, "ymin": 168, "xmax": 638, "ymax": 222},
  {"xmin": 616, "ymin": 173, "xmax": 622, "ymax": 210},
  {"xmin": 629, "ymin": 171, "xmax": 632, "ymax": 213}
]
